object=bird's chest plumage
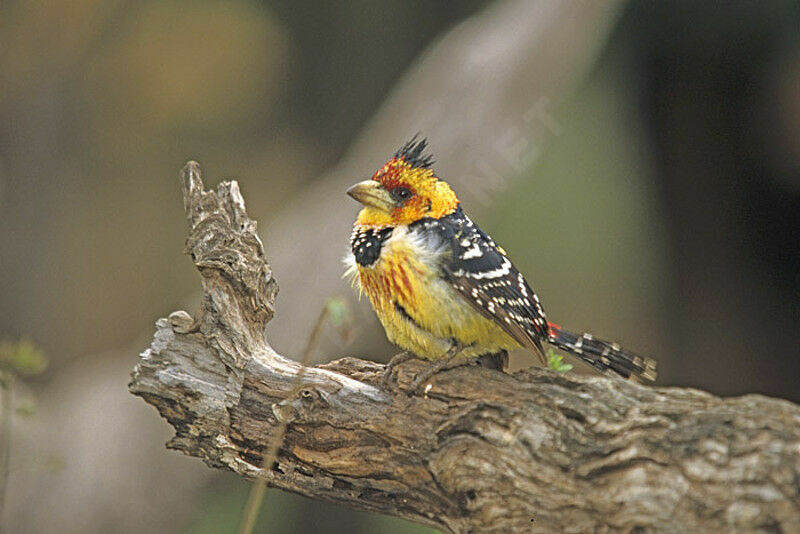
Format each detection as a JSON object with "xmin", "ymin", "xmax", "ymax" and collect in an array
[
  {"xmin": 349, "ymin": 225, "xmax": 439, "ymax": 319},
  {"xmin": 347, "ymin": 222, "xmax": 516, "ymax": 359}
]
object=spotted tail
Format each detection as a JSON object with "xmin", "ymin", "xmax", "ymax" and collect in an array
[{"xmin": 547, "ymin": 322, "xmax": 657, "ymax": 382}]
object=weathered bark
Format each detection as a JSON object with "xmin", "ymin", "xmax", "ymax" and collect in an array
[{"xmin": 130, "ymin": 163, "xmax": 800, "ymax": 533}]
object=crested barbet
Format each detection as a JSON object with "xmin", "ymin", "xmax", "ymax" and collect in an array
[{"xmin": 345, "ymin": 136, "xmax": 657, "ymax": 384}]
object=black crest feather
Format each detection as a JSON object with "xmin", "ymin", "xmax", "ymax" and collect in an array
[{"xmin": 395, "ymin": 135, "xmax": 435, "ymax": 169}]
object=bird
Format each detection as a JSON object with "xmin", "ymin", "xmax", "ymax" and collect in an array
[{"xmin": 344, "ymin": 136, "xmax": 656, "ymax": 391}]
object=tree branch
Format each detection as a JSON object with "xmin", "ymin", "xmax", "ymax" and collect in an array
[{"xmin": 130, "ymin": 163, "xmax": 800, "ymax": 533}]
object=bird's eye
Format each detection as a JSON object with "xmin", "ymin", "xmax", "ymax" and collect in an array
[{"xmin": 391, "ymin": 187, "xmax": 413, "ymax": 202}]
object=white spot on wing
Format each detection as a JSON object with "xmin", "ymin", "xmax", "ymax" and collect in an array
[
  {"xmin": 468, "ymin": 257, "xmax": 512, "ymax": 280},
  {"xmin": 462, "ymin": 243, "xmax": 483, "ymax": 259}
]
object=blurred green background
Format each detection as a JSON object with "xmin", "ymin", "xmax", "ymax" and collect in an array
[{"xmin": 1, "ymin": 1, "xmax": 799, "ymax": 532}]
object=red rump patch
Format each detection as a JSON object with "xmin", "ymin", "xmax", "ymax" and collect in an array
[{"xmin": 547, "ymin": 321, "xmax": 562, "ymax": 337}]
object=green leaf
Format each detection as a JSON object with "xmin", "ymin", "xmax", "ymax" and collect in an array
[
  {"xmin": 547, "ymin": 349, "xmax": 573, "ymax": 373},
  {"xmin": 0, "ymin": 338, "xmax": 48, "ymax": 377}
]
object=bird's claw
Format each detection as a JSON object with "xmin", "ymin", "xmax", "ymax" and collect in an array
[{"xmin": 380, "ymin": 351, "xmax": 415, "ymax": 390}]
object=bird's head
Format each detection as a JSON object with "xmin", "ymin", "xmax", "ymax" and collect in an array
[{"xmin": 347, "ymin": 137, "xmax": 459, "ymax": 227}]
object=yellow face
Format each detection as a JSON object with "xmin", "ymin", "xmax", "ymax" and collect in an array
[{"xmin": 347, "ymin": 157, "xmax": 459, "ymax": 227}]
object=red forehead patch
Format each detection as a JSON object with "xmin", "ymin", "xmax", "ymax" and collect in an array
[{"xmin": 373, "ymin": 158, "xmax": 410, "ymax": 191}]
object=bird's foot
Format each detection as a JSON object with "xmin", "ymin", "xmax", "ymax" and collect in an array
[{"xmin": 380, "ymin": 351, "xmax": 417, "ymax": 390}]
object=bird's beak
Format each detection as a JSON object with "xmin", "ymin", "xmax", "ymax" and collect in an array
[{"xmin": 346, "ymin": 180, "xmax": 394, "ymax": 213}]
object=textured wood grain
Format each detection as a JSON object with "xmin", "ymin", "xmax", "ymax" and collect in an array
[{"xmin": 129, "ymin": 163, "xmax": 800, "ymax": 533}]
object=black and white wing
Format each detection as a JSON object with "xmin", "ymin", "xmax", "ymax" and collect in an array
[{"xmin": 421, "ymin": 207, "xmax": 550, "ymax": 362}]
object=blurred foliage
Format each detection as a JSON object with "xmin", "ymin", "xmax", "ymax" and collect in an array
[
  {"xmin": 0, "ymin": 338, "xmax": 48, "ymax": 531},
  {"xmin": 546, "ymin": 350, "xmax": 573, "ymax": 373},
  {"xmin": 0, "ymin": 339, "xmax": 48, "ymax": 378}
]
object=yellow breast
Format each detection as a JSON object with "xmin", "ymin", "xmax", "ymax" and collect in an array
[{"xmin": 348, "ymin": 226, "xmax": 519, "ymax": 359}]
